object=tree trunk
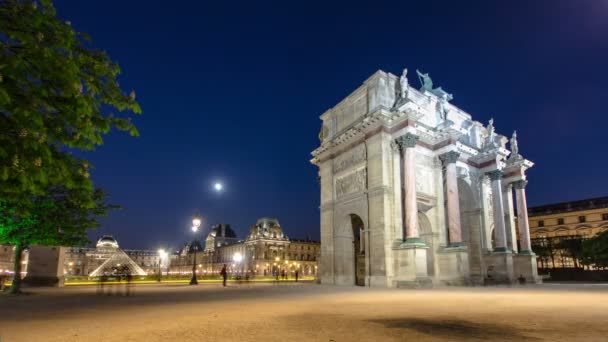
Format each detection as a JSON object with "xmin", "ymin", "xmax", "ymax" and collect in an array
[{"xmin": 9, "ymin": 243, "xmax": 24, "ymax": 294}]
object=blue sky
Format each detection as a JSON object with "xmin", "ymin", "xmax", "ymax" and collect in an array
[{"xmin": 57, "ymin": 0, "xmax": 608, "ymax": 250}]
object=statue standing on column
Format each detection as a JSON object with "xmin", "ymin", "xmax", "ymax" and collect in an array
[
  {"xmin": 483, "ymin": 118, "xmax": 498, "ymax": 151},
  {"xmin": 437, "ymin": 93, "xmax": 449, "ymax": 121},
  {"xmin": 508, "ymin": 130, "xmax": 522, "ymax": 161},
  {"xmin": 487, "ymin": 118, "xmax": 495, "ymax": 141},
  {"xmin": 511, "ymin": 130, "xmax": 519, "ymax": 156},
  {"xmin": 399, "ymin": 68, "xmax": 409, "ymax": 99}
]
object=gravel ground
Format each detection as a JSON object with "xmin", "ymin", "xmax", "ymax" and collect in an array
[{"xmin": 1, "ymin": 282, "xmax": 607, "ymax": 342}]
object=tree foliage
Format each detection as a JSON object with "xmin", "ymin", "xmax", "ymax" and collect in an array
[
  {"xmin": 0, "ymin": 186, "xmax": 117, "ymax": 293},
  {"xmin": 556, "ymin": 236, "xmax": 584, "ymax": 269},
  {"xmin": 0, "ymin": 187, "xmax": 116, "ymax": 247},
  {"xmin": 581, "ymin": 231, "xmax": 608, "ymax": 270},
  {"xmin": 0, "ymin": 0, "xmax": 141, "ymax": 293},
  {"xmin": 0, "ymin": 0, "xmax": 141, "ymax": 204}
]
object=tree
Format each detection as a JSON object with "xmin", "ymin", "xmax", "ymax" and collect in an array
[
  {"xmin": 581, "ymin": 231, "xmax": 608, "ymax": 270},
  {"xmin": 1, "ymin": 0, "xmax": 141, "ymax": 293},
  {"xmin": 0, "ymin": 186, "xmax": 117, "ymax": 293},
  {"xmin": 557, "ymin": 236, "xmax": 584, "ymax": 269},
  {"xmin": 531, "ymin": 237, "xmax": 551, "ymax": 269},
  {"xmin": 0, "ymin": 0, "xmax": 141, "ymax": 204}
]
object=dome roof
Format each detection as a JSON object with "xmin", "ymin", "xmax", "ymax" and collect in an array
[
  {"xmin": 96, "ymin": 235, "xmax": 119, "ymax": 249},
  {"xmin": 248, "ymin": 217, "xmax": 285, "ymax": 240},
  {"xmin": 256, "ymin": 217, "xmax": 280, "ymax": 228}
]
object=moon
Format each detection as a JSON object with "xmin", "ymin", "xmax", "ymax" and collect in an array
[{"xmin": 214, "ymin": 182, "xmax": 223, "ymax": 192}]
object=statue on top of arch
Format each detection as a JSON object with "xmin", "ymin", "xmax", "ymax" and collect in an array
[
  {"xmin": 508, "ymin": 130, "xmax": 523, "ymax": 162},
  {"xmin": 416, "ymin": 69, "xmax": 453, "ymax": 102}
]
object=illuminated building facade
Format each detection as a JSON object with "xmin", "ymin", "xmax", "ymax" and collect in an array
[
  {"xmin": 529, "ymin": 197, "xmax": 608, "ymax": 239},
  {"xmin": 170, "ymin": 218, "xmax": 320, "ymax": 277},
  {"xmin": 529, "ymin": 196, "xmax": 608, "ymax": 269},
  {"xmin": 0, "ymin": 245, "xmax": 28, "ymax": 278},
  {"xmin": 311, "ymin": 68, "xmax": 539, "ymax": 287},
  {"xmin": 63, "ymin": 236, "xmax": 160, "ymax": 276}
]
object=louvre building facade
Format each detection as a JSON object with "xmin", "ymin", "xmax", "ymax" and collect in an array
[{"xmin": 170, "ymin": 219, "xmax": 320, "ymax": 277}]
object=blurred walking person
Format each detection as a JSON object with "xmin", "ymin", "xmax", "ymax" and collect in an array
[
  {"xmin": 125, "ymin": 268, "xmax": 133, "ymax": 296},
  {"xmin": 220, "ymin": 264, "xmax": 228, "ymax": 287}
]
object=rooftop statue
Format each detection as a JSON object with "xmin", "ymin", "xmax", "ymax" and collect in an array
[
  {"xmin": 437, "ymin": 93, "xmax": 449, "ymax": 121},
  {"xmin": 399, "ymin": 68, "xmax": 409, "ymax": 98},
  {"xmin": 511, "ymin": 130, "xmax": 519, "ymax": 156},
  {"xmin": 482, "ymin": 118, "xmax": 499, "ymax": 151},
  {"xmin": 487, "ymin": 118, "xmax": 495, "ymax": 140},
  {"xmin": 416, "ymin": 69, "xmax": 453, "ymax": 102},
  {"xmin": 508, "ymin": 130, "xmax": 522, "ymax": 162},
  {"xmin": 416, "ymin": 69, "xmax": 433, "ymax": 92}
]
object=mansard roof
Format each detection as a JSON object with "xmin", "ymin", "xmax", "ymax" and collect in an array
[{"xmin": 528, "ymin": 197, "xmax": 608, "ymax": 217}]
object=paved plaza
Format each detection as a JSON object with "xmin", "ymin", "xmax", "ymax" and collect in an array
[{"xmin": 1, "ymin": 283, "xmax": 607, "ymax": 341}]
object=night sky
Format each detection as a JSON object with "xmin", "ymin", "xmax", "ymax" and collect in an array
[{"xmin": 57, "ymin": 1, "xmax": 608, "ymax": 251}]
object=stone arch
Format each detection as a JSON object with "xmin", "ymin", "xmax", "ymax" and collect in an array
[
  {"xmin": 418, "ymin": 211, "xmax": 435, "ymax": 276},
  {"xmin": 457, "ymin": 178, "xmax": 477, "ymax": 244},
  {"xmin": 334, "ymin": 212, "xmax": 367, "ymax": 286},
  {"xmin": 458, "ymin": 178, "xmax": 484, "ymax": 281}
]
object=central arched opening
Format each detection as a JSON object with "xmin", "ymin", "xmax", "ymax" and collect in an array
[
  {"xmin": 418, "ymin": 211, "xmax": 435, "ymax": 276},
  {"xmin": 350, "ymin": 214, "xmax": 366, "ymax": 286}
]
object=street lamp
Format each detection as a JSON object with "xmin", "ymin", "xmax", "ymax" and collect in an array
[
  {"xmin": 157, "ymin": 249, "xmax": 167, "ymax": 282},
  {"xmin": 233, "ymin": 252, "xmax": 243, "ymax": 277},
  {"xmin": 190, "ymin": 215, "xmax": 202, "ymax": 285}
]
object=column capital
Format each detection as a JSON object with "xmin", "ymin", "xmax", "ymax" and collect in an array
[
  {"xmin": 395, "ymin": 133, "xmax": 418, "ymax": 150},
  {"xmin": 513, "ymin": 180, "xmax": 528, "ymax": 190},
  {"xmin": 486, "ymin": 169, "xmax": 503, "ymax": 181},
  {"xmin": 439, "ymin": 151, "xmax": 460, "ymax": 164}
]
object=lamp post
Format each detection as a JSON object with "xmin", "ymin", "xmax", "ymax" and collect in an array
[
  {"xmin": 190, "ymin": 215, "xmax": 202, "ymax": 285},
  {"xmin": 157, "ymin": 249, "xmax": 167, "ymax": 282}
]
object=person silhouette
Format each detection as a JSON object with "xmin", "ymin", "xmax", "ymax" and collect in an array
[{"xmin": 220, "ymin": 264, "xmax": 228, "ymax": 287}]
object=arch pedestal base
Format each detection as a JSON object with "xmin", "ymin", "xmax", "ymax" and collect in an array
[{"xmin": 391, "ymin": 244, "xmax": 430, "ymax": 287}]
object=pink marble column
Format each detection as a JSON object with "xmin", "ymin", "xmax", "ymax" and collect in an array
[
  {"xmin": 513, "ymin": 180, "xmax": 532, "ymax": 254},
  {"xmin": 395, "ymin": 133, "xmax": 420, "ymax": 243},
  {"xmin": 440, "ymin": 151, "xmax": 462, "ymax": 246},
  {"xmin": 488, "ymin": 170, "xmax": 508, "ymax": 252},
  {"xmin": 392, "ymin": 142, "xmax": 404, "ymax": 241}
]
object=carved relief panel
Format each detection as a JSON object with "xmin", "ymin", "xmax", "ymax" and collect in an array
[
  {"xmin": 335, "ymin": 168, "xmax": 367, "ymax": 198},
  {"xmin": 333, "ymin": 144, "xmax": 366, "ymax": 174}
]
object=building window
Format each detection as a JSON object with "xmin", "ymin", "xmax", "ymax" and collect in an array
[
  {"xmin": 538, "ymin": 220, "xmax": 544, "ymax": 227},
  {"xmin": 557, "ymin": 218, "xmax": 564, "ymax": 225},
  {"xmin": 602, "ymin": 213, "xmax": 608, "ymax": 221},
  {"xmin": 579, "ymin": 216, "xmax": 586, "ymax": 223}
]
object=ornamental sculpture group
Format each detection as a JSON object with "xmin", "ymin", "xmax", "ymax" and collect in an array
[{"xmin": 312, "ymin": 66, "xmax": 539, "ymax": 288}]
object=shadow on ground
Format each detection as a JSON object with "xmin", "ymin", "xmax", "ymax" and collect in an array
[{"xmin": 369, "ymin": 318, "xmax": 540, "ymax": 340}]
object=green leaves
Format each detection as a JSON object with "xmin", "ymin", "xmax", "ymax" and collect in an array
[
  {"xmin": 0, "ymin": 187, "xmax": 118, "ymax": 247},
  {"xmin": 1, "ymin": 0, "xmax": 142, "ymax": 205},
  {"xmin": 1, "ymin": 0, "xmax": 138, "ymax": 291},
  {"xmin": 0, "ymin": 87, "xmax": 10, "ymax": 105},
  {"xmin": 581, "ymin": 231, "xmax": 608, "ymax": 269}
]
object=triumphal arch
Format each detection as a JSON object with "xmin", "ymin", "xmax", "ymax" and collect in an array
[{"xmin": 311, "ymin": 68, "xmax": 539, "ymax": 287}]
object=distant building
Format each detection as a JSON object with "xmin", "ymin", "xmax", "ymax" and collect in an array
[
  {"xmin": 529, "ymin": 196, "xmax": 608, "ymax": 269},
  {"xmin": 529, "ymin": 197, "xmax": 608, "ymax": 239},
  {"xmin": 64, "ymin": 236, "xmax": 160, "ymax": 276},
  {"xmin": 204, "ymin": 224, "xmax": 238, "ymax": 251},
  {"xmin": 0, "ymin": 245, "xmax": 28, "ymax": 278},
  {"xmin": 170, "ymin": 218, "xmax": 320, "ymax": 277}
]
